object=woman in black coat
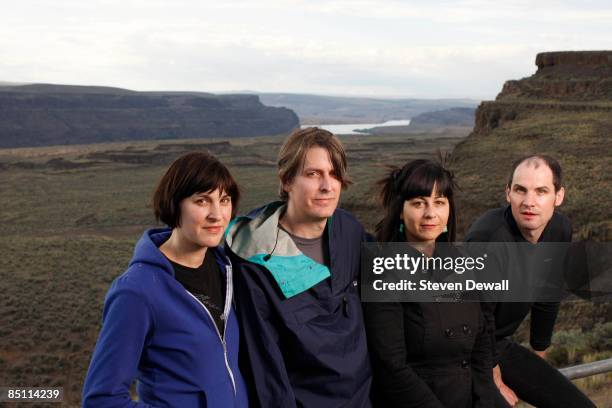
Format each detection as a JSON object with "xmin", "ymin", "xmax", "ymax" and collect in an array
[{"xmin": 363, "ymin": 159, "xmax": 495, "ymax": 408}]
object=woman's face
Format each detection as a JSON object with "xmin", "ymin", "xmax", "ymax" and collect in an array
[
  {"xmin": 176, "ymin": 188, "xmax": 232, "ymax": 249},
  {"xmin": 401, "ymin": 186, "xmax": 450, "ymax": 244}
]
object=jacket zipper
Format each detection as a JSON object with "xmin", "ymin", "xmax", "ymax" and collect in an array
[{"xmin": 184, "ymin": 262, "xmax": 237, "ymax": 396}]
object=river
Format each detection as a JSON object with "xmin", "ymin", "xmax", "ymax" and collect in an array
[{"xmin": 301, "ymin": 119, "xmax": 411, "ymax": 135}]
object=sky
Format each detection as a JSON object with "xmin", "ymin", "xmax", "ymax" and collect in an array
[{"xmin": 1, "ymin": 0, "xmax": 611, "ymax": 99}]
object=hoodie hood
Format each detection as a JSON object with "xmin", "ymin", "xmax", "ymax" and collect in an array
[
  {"xmin": 129, "ymin": 228, "xmax": 175, "ymax": 275},
  {"xmin": 226, "ymin": 201, "xmax": 331, "ymax": 298},
  {"xmin": 129, "ymin": 228, "xmax": 230, "ymax": 276}
]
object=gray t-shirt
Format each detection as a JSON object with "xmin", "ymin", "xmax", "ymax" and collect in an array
[{"xmin": 280, "ymin": 225, "xmax": 329, "ymax": 266}]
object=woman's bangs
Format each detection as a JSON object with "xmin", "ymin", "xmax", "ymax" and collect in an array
[{"xmin": 401, "ymin": 165, "xmax": 452, "ymax": 199}]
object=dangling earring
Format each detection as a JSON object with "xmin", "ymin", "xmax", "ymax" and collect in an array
[
  {"xmin": 399, "ymin": 223, "xmax": 405, "ymax": 233},
  {"xmin": 442, "ymin": 225, "xmax": 448, "ymax": 233}
]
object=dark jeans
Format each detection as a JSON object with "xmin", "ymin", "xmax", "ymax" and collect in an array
[{"xmin": 493, "ymin": 340, "xmax": 595, "ymax": 408}]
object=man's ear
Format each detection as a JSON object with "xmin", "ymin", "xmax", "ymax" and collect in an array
[
  {"xmin": 505, "ymin": 185, "xmax": 511, "ymax": 203},
  {"xmin": 281, "ymin": 179, "xmax": 292, "ymax": 196},
  {"xmin": 554, "ymin": 186, "xmax": 565, "ymax": 207}
]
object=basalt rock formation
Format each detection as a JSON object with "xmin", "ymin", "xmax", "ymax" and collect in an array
[
  {"xmin": 451, "ymin": 51, "xmax": 612, "ymax": 239},
  {"xmin": 0, "ymin": 84, "xmax": 299, "ymax": 148}
]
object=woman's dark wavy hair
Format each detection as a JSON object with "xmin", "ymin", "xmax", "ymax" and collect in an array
[
  {"xmin": 152, "ymin": 151, "xmax": 240, "ymax": 228},
  {"xmin": 375, "ymin": 159, "xmax": 458, "ymax": 242}
]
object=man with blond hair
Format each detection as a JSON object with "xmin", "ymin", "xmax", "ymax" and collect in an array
[{"xmin": 226, "ymin": 127, "xmax": 372, "ymax": 407}]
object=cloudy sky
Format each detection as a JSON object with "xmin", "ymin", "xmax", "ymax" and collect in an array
[{"xmin": 2, "ymin": 0, "xmax": 611, "ymax": 99}]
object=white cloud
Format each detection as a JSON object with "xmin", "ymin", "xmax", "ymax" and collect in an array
[{"xmin": 0, "ymin": 0, "xmax": 610, "ymax": 97}]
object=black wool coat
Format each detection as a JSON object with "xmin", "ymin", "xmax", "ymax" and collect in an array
[{"xmin": 363, "ymin": 246, "xmax": 495, "ymax": 408}]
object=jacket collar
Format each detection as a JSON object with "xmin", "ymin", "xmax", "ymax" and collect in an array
[
  {"xmin": 226, "ymin": 201, "xmax": 332, "ymax": 298},
  {"xmin": 503, "ymin": 205, "xmax": 560, "ymax": 243},
  {"xmin": 130, "ymin": 227, "xmax": 230, "ymax": 277}
]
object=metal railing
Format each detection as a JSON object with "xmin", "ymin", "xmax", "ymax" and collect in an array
[{"xmin": 560, "ymin": 357, "xmax": 612, "ymax": 380}]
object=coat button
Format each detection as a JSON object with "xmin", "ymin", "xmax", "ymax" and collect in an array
[
  {"xmin": 461, "ymin": 360, "xmax": 470, "ymax": 369},
  {"xmin": 463, "ymin": 324, "xmax": 471, "ymax": 334},
  {"xmin": 444, "ymin": 328, "xmax": 454, "ymax": 338}
]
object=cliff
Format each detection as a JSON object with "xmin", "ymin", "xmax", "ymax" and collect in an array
[
  {"xmin": 0, "ymin": 84, "xmax": 299, "ymax": 148},
  {"xmin": 450, "ymin": 51, "xmax": 612, "ymax": 239}
]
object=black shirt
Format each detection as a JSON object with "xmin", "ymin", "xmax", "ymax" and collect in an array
[
  {"xmin": 168, "ymin": 250, "xmax": 226, "ymax": 336},
  {"xmin": 465, "ymin": 205, "xmax": 571, "ymax": 363}
]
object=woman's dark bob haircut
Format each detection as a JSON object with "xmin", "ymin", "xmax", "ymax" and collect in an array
[
  {"xmin": 375, "ymin": 159, "xmax": 457, "ymax": 242},
  {"xmin": 152, "ymin": 151, "xmax": 240, "ymax": 228}
]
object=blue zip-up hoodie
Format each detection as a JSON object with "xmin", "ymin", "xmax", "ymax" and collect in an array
[
  {"xmin": 226, "ymin": 202, "xmax": 372, "ymax": 408},
  {"xmin": 82, "ymin": 228, "xmax": 248, "ymax": 408}
]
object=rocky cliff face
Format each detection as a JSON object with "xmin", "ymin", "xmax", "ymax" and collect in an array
[
  {"xmin": 450, "ymin": 51, "xmax": 612, "ymax": 239},
  {"xmin": 0, "ymin": 84, "xmax": 299, "ymax": 148},
  {"xmin": 500, "ymin": 51, "xmax": 612, "ymax": 101}
]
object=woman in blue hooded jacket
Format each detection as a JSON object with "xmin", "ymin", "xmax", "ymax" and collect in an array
[{"xmin": 82, "ymin": 152, "xmax": 248, "ymax": 407}]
